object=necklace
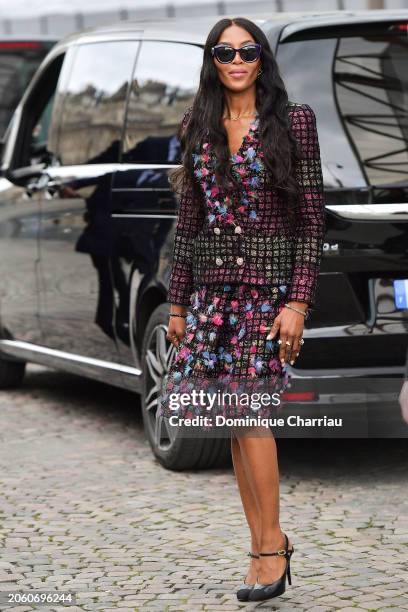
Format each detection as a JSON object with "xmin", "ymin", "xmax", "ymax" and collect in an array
[{"xmin": 222, "ymin": 111, "xmax": 257, "ymax": 121}]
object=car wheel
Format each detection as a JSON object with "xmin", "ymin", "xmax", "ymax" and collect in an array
[
  {"xmin": 0, "ymin": 356, "xmax": 26, "ymax": 388},
  {"xmin": 140, "ymin": 302, "xmax": 231, "ymax": 471}
]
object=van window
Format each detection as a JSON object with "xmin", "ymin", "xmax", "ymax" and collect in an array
[
  {"xmin": 0, "ymin": 41, "xmax": 55, "ymax": 139},
  {"xmin": 13, "ymin": 52, "xmax": 64, "ymax": 169},
  {"xmin": 277, "ymin": 22, "xmax": 408, "ymax": 191},
  {"xmin": 57, "ymin": 41, "xmax": 139, "ymax": 166},
  {"xmin": 122, "ymin": 41, "xmax": 203, "ymax": 164}
]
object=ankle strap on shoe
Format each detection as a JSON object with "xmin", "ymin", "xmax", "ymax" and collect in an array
[
  {"xmin": 259, "ymin": 549, "xmax": 287, "ymax": 557},
  {"xmin": 248, "ymin": 551, "xmax": 260, "ymax": 558}
]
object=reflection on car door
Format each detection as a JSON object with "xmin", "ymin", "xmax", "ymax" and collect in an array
[
  {"xmin": 38, "ymin": 40, "xmax": 140, "ymax": 361},
  {"xmin": 110, "ymin": 40, "xmax": 203, "ymax": 369},
  {"xmin": 0, "ymin": 53, "xmax": 65, "ymax": 346}
]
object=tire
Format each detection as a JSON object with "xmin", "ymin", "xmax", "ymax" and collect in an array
[
  {"xmin": 140, "ymin": 302, "xmax": 231, "ymax": 471},
  {"xmin": 0, "ymin": 356, "xmax": 26, "ymax": 389}
]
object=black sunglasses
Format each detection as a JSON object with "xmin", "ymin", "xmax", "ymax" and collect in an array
[{"xmin": 211, "ymin": 43, "xmax": 262, "ymax": 64}]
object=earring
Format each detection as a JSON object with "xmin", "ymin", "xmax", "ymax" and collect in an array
[{"xmin": 257, "ymin": 67, "xmax": 263, "ymax": 78}]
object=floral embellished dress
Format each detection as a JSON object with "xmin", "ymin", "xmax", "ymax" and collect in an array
[{"xmin": 158, "ymin": 112, "xmax": 291, "ymax": 422}]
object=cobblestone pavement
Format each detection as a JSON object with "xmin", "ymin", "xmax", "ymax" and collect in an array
[{"xmin": 0, "ymin": 364, "xmax": 407, "ymax": 612}]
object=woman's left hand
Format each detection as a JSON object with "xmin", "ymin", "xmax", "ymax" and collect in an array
[{"xmin": 266, "ymin": 302, "xmax": 308, "ymax": 365}]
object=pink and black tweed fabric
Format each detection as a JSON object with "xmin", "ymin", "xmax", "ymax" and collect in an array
[{"xmin": 167, "ymin": 102, "xmax": 326, "ymax": 312}]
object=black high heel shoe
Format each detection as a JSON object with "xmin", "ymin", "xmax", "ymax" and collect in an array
[
  {"xmin": 248, "ymin": 533, "xmax": 294, "ymax": 602},
  {"xmin": 236, "ymin": 552, "xmax": 259, "ymax": 602}
]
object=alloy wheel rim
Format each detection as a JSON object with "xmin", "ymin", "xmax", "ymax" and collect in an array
[{"xmin": 144, "ymin": 322, "xmax": 177, "ymax": 452}]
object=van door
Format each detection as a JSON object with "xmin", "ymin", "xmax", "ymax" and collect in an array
[
  {"xmin": 38, "ymin": 40, "xmax": 140, "ymax": 361},
  {"xmin": 0, "ymin": 52, "xmax": 65, "ymax": 346},
  {"xmin": 110, "ymin": 40, "xmax": 203, "ymax": 369}
]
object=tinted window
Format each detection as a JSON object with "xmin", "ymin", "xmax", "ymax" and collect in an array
[
  {"xmin": 333, "ymin": 34, "xmax": 407, "ymax": 187},
  {"xmin": 13, "ymin": 53, "xmax": 64, "ymax": 169},
  {"xmin": 122, "ymin": 41, "xmax": 202, "ymax": 164},
  {"xmin": 57, "ymin": 41, "xmax": 139, "ymax": 166},
  {"xmin": 277, "ymin": 23, "xmax": 408, "ymax": 191},
  {"xmin": 0, "ymin": 41, "xmax": 54, "ymax": 139}
]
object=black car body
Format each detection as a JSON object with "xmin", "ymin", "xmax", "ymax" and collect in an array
[{"xmin": 0, "ymin": 10, "xmax": 407, "ymax": 469}]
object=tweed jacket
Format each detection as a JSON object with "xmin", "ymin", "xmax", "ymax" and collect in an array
[{"xmin": 167, "ymin": 101, "xmax": 326, "ymax": 311}]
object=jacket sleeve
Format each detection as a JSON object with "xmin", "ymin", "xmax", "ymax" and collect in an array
[
  {"xmin": 286, "ymin": 103, "xmax": 326, "ymax": 311},
  {"xmin": 166, "ymin": 108, "xmax": 205, "ymax": 307}
]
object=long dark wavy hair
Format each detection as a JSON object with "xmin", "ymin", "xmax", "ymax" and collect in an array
[{"xmin": 169, "ymin": 16, "xmax": 302, "ymax": 215}]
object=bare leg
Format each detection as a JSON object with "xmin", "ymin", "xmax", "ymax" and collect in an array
[
  {"xmin": 235, "ymin": 425, "xmax": 293, "ymax": 585},
  {"xmin": 230, "ymin": 432, "xmax": 261, "ymax": 584}
]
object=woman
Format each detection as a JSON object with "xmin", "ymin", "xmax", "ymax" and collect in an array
[{"xmin": 158, "ymin": 16, "xmax": 326, "ymax": 602}]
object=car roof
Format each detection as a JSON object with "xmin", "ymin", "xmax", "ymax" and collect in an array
[
  {"xmin": 56, "ymin": 8, "xmax": 408, "ymax": 48},
  {"xmin": 0, "ymin": 34, "xmax": 58, "ymax": 42}
]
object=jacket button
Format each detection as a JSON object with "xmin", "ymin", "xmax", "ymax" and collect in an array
[
  {"xmin": 234, "ymin": 225, "xmax": 242, "ymax": 234},
  {"xmin": 236, "ymin": 257, "xmax": 244, "ymax": 265},
  {"xmin": 214, "ymin": 227, "xmax": 221, "ymax": 235},
  {"xmin": 215, "ymin": 257, "xmax": 223, "ymax": 266}
]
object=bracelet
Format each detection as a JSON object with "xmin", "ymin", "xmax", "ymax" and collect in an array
[
  {"xmin": 284, "ymin": 303, "xmax": 307, "ymax": 317},
  {"xmin": 169, "ymin": 313, "xmax": 186, "ymax": 318}
]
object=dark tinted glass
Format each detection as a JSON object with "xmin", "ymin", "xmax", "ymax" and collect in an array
[
  {"xmin": 57, "ymin": 41, "xmax": 139, "ymax": 166},
  {"xmin": 277, "ymin": 27, "xmax": 408, "ymax": 190},
  {"xmin": 0, "ymin": 42, "xmax": 53, "ymax": 139},
  {"xmin": 334, "ymin": 34, "xmax": 407, "ymax": 187},
  {"xmin": 122, "ymin": 41, "xmax": 202, "ymax": 164}
]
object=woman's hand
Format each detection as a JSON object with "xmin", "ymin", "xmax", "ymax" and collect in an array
[
  {"xmin": 266, "ymin": 302, "xmax": 308, "ymax": 365},
  {"xmin": 166, "ymin": 306, "xmax": 187, "ymax": 348}
]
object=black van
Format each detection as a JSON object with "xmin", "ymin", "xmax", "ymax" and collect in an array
[{"xmin": 0, "ymin": 10, "xmax": 407, "ymax": 470}]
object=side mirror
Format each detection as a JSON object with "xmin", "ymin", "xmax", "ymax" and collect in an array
[{"xmin": 5, "ymin": 163, "xmax": 46, "ymax": 186}]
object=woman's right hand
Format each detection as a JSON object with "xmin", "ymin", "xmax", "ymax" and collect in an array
[{"xmin": 166, "ymin": 307, "xmax": 187, "ymax": 348}]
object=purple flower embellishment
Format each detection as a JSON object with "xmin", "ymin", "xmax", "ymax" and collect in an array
[{"xmin": 246, "ymin": 146, "xmax": 256, "ymax": 159}]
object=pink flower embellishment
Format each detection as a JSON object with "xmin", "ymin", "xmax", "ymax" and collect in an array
[
  {"xmin": 212, "ymin": 313, "xmax": 224, "ymax": 326},
  {"xmin": 238, "ymin": 205, "xmax": 246, "ymax": 214},
  {"xmin": 259, "ymin": 323, "xmax": 268, "ymax": 333},
  {"xmin": 213, "ymin": 296, "xmax": 220, "ymax": 305},
  {"xmin": 250, "ymin": 344, "xmax": 257, "ymax": 354},
  {"xmin": 230, "ymin": 300, "xmax": 239, "ymax": 311},
  {"xmin": 197, "ymin": 343, "xmax": 204, "ymax": 351},
  {"xmin": 187, "ymin": 333, "xmax": 195, "ymax": 342},
  {"xmin": 211, "ymin": 186, "xmax": 220, "ymax": 196},
  {"xmin": 245, "ymin": 310, "xmax": 253, "ymax": 320},
  {"xmin": 198, "ymin": 313, "xmax": 208, "ymax": 322},
  {"xmin": 201, "ymin": 167, "xmax": 210, "ymax": 176},
  {"xmin": 250, "ymin": 288, "xmax": 259, "ymax": 299},
  {"xmin": 230, "ymin": 335, "xmax": 238, "ymax": 344},
  {"xmin": 269, "ymin": 357, "xmax": 280, "ymax": 370},
  {"xmin": 248, "ymin": 366, "xmax": 256, "ymax": 376},
  {"xmin": 203, "ymin": 142, "xmax": 209, "ymax": 149}
]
